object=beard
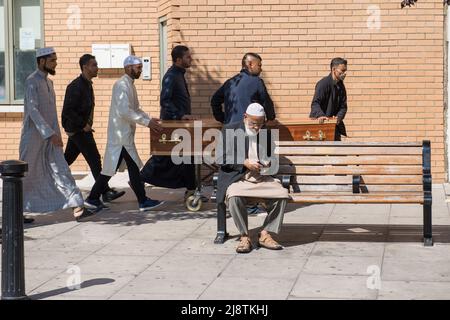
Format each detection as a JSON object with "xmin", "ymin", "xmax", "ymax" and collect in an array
[
  {"xmin": 130, "ymin": 69, "xmax": 141, "ymax": 79},
  {"xmin": 251, "ymin": 69, "xmax": 261, "ymax": 76},
  {"xmin": 44, "ymin": 65, "xmax": 56, "ymax": 75},
  {"xmin": 245, "ymin": 122, "xmax": 259, "ymax": 137}
]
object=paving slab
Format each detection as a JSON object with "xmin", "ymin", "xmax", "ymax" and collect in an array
[
  {"xmin": 382, "ymin": 258, "xmax": 450, "ymax": 282},
  {"xmin": 220, "ymin": 256, "xmax": 307, "ymax": 280},
  {"xmin": 302, "ymin": 255, "xmax": 383, "ymax": 276},
  {"xmin": 378, "ymin": 280, "xmax": 450, "ymax": 300},
  {"xmin": 199, "ymin": 277, "xmax": 294, "ymax": 300},
  {"xmin": 290, "ymin": 275, "xmax": 378, "ymax": 300}
]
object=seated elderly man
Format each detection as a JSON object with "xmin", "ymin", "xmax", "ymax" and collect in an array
[{"xmin": 216, "ymin": 103, "xmax": 289, "ymax": 253}]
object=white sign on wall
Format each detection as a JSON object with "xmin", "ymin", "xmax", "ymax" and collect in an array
[
  {"xmin": 21, "ymin": 6, "xmax": 41, "ymax": 41},
  {"xmin": 19, "ymin": 28, "xmax": 35, "ymax": 50}
]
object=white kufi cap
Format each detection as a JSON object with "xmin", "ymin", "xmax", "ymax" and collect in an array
[
  {"xmin": 246, "ymin": 103, "xmax": 266, "ymax": 117},
  {"xmin": 36, "ymin": 47, "xmax": 55, "ymax": 58},
  {"xmin": 123, "ymin": 55, "xmax": 142, "ymax": 67}
]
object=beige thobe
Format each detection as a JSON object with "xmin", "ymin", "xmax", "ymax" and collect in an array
[{"xmin": 226, "ymin": 134, "xmax": 289, "ymax": 201}]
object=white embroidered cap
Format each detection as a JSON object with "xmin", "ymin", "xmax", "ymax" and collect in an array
[
  {"xmin": 36, "ymin": 47, "xmax": 56, "ymax": 58},
  {"xmin": 123, "ymin": 55, "xmax": 142, "ymax": 67}
]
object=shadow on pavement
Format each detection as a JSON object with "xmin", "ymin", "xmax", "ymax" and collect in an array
[
  {"xmin": 28, "ymin": 278, "xmax": 115, "ymax": 300},
  {"xmin": 268, "ymin": 224, "xmax": 450, "ymax": 247}
]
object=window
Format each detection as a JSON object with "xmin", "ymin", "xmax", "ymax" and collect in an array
[
  {"xmin": 1, "ymin": 0, "xmax": 6, "ymax": 103},
  {"xmin": 159, "ymin": 17, "xmax": 168, "ymax": 85},
  {"xmin": 0, "ymin": 0, "xmax": 43, "ymax": 105}
]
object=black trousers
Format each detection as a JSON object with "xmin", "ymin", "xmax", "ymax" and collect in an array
[
  {"xmin": 88, "ymin": 147, "xmax": 146, "ymax": 203},
  {"xmin": 334, "ymin": 131, "xmax": 342, "ymax": 141},
  {"xmin": 140, "ymin": 156, "xmax": 196, "ymax": 190},
  {"xmin": 64, "ymin": 131, "xmax": 112, "ymax": 192}
]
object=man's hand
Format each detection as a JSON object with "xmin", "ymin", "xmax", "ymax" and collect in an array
[
  {"xmin": 244, "ymin": 159, "xmax": 262, "ymax": 172},
  {"xmin": 181, "ymin": 115, "xmax": 197, "ymax": 120},
  {"xmin": 50, "ymin": 134, "xmax": 63, "ymax": 148},
  {"xmin": 83, "ymin": 124, "xmax": 92, "ymax": 132},
  {"xmin": 317, "ymin": 116, "xmax": 329, "ymax": 124},
  {"xmin": 148, "ymin": 118, "xmax": 162, "ymax": 133}
]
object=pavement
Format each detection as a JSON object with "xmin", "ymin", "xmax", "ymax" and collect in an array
[{"xmin": 1, "ymin": 172, "xmax": 450, "ymax": 300}]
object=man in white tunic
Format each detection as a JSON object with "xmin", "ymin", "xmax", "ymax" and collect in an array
[
  {"xmin": 85, "ymin": 55, "xmax": 164, "ymax": 211},
  {"xmin": 19, "ymin": 47, "xmax": 94, "ymax": 221},
  {"xmin": 216, "ymin": 103, "xmax": 289, "ymax": 253}
]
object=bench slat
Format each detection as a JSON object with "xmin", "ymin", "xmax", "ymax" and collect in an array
[
  {"xmin": 276, "ymin": 175, "xmax": 423, "ymax": 184},
  {"xmin": 276, "ymin": 141, "xmax": 422, "ymax": 147},
  {"xmin": 290, "ymin": 193, "xmax": 424, "ymax": 204},
  {"xmin": 278, "ymin": 165, "xmax": 422, "ymax": 175},
  {"xmin": 275, "ymin": 147, "xmax": 422, "ymax": 155},
  {"xmin": 289, "ymin": 184, "xmax": 422, "ymax": 193},
  {"xmin": 279, "ymin": 155, "xmax": 422, "ymax": 165}
]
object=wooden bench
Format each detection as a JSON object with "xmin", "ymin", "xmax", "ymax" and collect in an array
[{"xmin": 213, "ymin": 140, "xmax": 433, "ymax": 246}]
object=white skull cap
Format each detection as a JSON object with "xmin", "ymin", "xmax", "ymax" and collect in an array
[
  {"xmin": 36, "ymin": 47, "xmax": 55, "ymax": 58},
  {"xmin": 123, "ymin": 55, "xmax": 142, "ymax": 67},
  {"xmin": 246, "ymin": 103, "xmax": 266, "ymax": 117}
]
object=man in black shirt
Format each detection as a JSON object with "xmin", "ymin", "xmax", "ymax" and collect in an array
[
  {"xmin": 62, "ymin": 54, "xmax": 124, "ymax": 203},
  {"xmin": 310, "ymin": 57, "xmax": 348, "ymax": 141},
  {"xmin": 211, "ymin": 52, "xmax": 275, "ymax": 125},
  {"xmin": 141, "ymin": 46, "xmax": 200, "ymax": 200}
]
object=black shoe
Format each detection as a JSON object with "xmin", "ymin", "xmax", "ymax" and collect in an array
[
  {"xmin": 24, "ymin": 216, "xmax": 35, "ymax": 224},
  {"xmin": 84, "ymin": 199, "xmax": 109, "ymax": 211},
  {"xmin": 247, "ymin": 205, "xmax": 265, "ymax": 215},
  {"xmin": 102, "ymin": 188, "xmax": 126, "ymax": 203},
  {"xmin": 139, "ymin": 198, "xmax": 165, "ymax": 212},
  {"xmin": 75, "ymin": 208, "xmax": 96, "ymax": 222}
]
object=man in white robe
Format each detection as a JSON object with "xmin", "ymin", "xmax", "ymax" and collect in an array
[
  {"xmin": 85, "ymin": 55, "xmax": 164, "ymax": 212},
  {"xmin": 19, "ymin": 47, "xmax": 94, "ymax": 221}
]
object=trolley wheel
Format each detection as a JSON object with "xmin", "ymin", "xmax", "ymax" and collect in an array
[{"xmin": 186, "ymin": 195, "xmax": 202, "ymax": 212}]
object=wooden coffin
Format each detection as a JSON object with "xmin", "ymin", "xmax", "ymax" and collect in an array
[
  {"xmin": 150, "ymin": 118, "xmax": 337, "ymax": 156},
  {"xmin": 267, "ymin": 118, "xmax": 337, "ymax": 142},
  {"xmin": 150, "ymin": 119, "xmax": 222, "ymax": 156}
]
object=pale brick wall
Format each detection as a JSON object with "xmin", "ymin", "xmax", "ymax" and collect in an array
[
  {"xmin": 180, "ymin": 0, "xmax": 446, "ymax": 181},
  {"xmin": 0, "ymin": 0, "xmax": 446, "ymax": 182}
]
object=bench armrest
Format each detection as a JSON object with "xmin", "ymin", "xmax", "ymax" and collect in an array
[
  {"xmin": 352, "ymin": 175, "xmax": 361, "ymax": 194},
  {"xmin": 281, "ymin": 175, "xmax": 291, "ymax": 190}
]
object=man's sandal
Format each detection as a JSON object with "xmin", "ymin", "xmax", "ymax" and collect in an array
[
  {"xmin": 258, "ymin": 233, "xmax": 283, "ymax": 250},
  {"xmin": 236, "ymin": 237, "xmax": 253, "ymax": 253}
]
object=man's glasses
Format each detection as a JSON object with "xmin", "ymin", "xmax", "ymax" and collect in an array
[{"xmin": 247, "ymin": 120, "xmax": 265, "ymax": 128}]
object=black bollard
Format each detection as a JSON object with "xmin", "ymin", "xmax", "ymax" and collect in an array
[{"xmin": 0, "ymin": 160, "xmax": 28, "ymax": 300}]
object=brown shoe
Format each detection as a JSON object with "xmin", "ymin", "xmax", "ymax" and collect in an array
[
  {"xmin": 236, "ymin": 237, "xmax": 253, "ymax": 254},
  {"xmin": 258, "ymin": 233, "xmax": 283, "ymax": 250}
]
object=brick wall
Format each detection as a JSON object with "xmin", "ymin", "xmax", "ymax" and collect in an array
[
  {"xmin": 0, "ymin": 0, "xmax": 446, "ymax": 181},
  {"xmin": 180, "ymin": 0, "xmax": 446, "ymax": 181}
]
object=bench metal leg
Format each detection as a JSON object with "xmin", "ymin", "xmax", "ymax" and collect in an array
[
  {"xmin": 214, "ymin": 202, "xmax": 228, "ymax": 244},
  {"xmin": 423, "ymin": 199, "xmax": 433, "ymax": 246},
  {"xmin": 422, "ymin": 141, "xmax": 433, "ymax": 246}
]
